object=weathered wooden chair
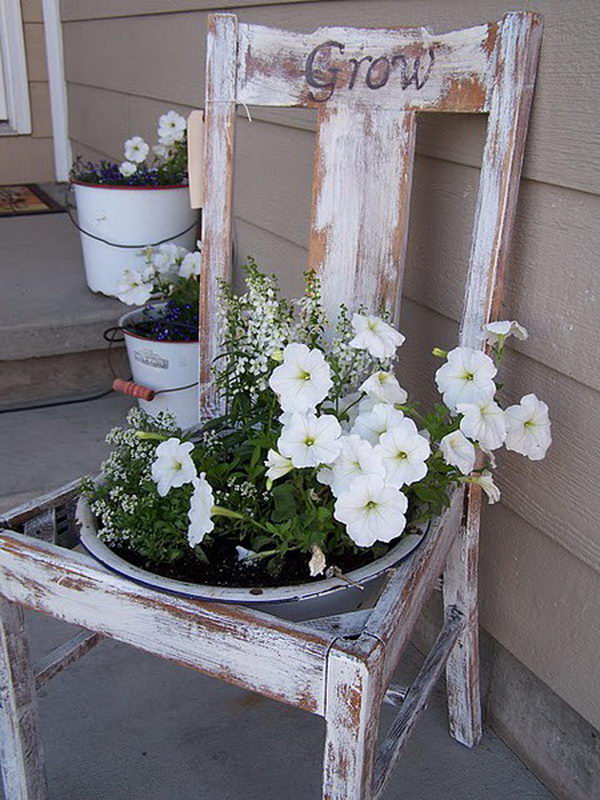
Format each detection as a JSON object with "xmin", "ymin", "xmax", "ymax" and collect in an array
[{"xmin": 0, "ymin": 11, "xmax": 541, "ymax": 799}]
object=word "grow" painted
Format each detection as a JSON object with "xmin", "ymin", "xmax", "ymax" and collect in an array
[{"xmin": 305, "ymin": 40, "xmax": 435, "ymax": 102}]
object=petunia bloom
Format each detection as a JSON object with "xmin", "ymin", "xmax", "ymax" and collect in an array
[
  {"xmin": 359, "ymin": 371, "xmax": 408, "ymax": 405},
  {"xmin": 116, "ymin": 268, "xmax": 154, "ymax": 306},
  {"xmin": 151, "ymin": 438, "xmax": 196, "ymax": 497},
  {"xmin": 349, "ymin": 314, "xmax": 405, "ymax": 359},
  {"xmin": 484, "ymin": 320, "xmax": 528, "ymax": 346},
  {"xmin": 456, "ymin": 399, "xmax": 507, "ymax": 451},
  {"xmin": 269, "ymin": 343, "xmax": 332, "ymax": 413},
  {"xmin": 264, "ymin": 449, "xmax": 294, "ymax": 485},
  {"xmin": 158, "ymin": 110, "xmax": 187, "ymax": 145},
  {"xmin": 352, "ymin": 402, "xmax": 405, "ymax": 445},
  {"xmin": 505, "ymin": 393, "xmax": 552, "ymax": 461},
  {"xmin": 334, "ymin": 474, "xmax": 408, "ymax": 547},
  {"xmin": 439, "ymin": 430, "xmax": 476, "ymax": 475},
  {"xmin": 187, "ymin": 473, "xmax": 215, "ymax": 546},
  {"xmin": 375, "ymin": 417, "xmax": 431, "ymax": 488},
  {"xmin": 308, "ymin": 545, "xmax": 327, "ymax": 577},
  {"xmin": 119, "ymin": 161, "xmax": 137, "ymax": 177},
  {"xmin": 317, "ymin": 434, "xmax": 386, "ymax": 497},
  {"xmin": 435, "ymin": 347, "xmax": 497, "ymax": 411},
  {"xmin": 124, "ymin": 136, "xmax": 149, "ymax": 164},
  {"xmin": 179, "ymin": 251, "xmax": 201, "ymax": 278},
  {"xmin": 470, "ymin": 470, "xmax": 501, "ymax": 504},
  {"xmin": 278, "ymin": 412, "xmax": 342, "ymax": 468}
]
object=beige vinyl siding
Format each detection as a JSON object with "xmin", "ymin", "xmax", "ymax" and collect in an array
[
  {"xmin": 0, "ymin": 0, "xmax": 54, "ymax": 183},
  {"xmin": 60, "ymin": 0, "xmax": 600, "ymax": 731}
]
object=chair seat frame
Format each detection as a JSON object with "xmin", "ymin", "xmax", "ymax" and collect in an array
[{"xmin": 0, "ymin": 11, "xmax": 542, "ymax": 799}]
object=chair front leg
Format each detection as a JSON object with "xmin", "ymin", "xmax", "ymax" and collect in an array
[
  {"xmin": 0, "ymin": 597, "xmax": 48, "ymax": 800},
  {"xmin": 322, "ymin": 643, "xmax": 383, "ymax": 800}
]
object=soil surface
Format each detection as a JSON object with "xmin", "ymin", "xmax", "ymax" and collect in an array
[{"xmin": 111, "ymin": 530, "xmax": 422, "ymax": 589}]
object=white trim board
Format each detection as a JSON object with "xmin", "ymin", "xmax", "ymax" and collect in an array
[
  {"xmin": 42, "ymin": 0, "xmax": 71, "ymax": 181},
  {"xmin": 0, "ymin": 0, "xmax": 32, "ymax": 135}
]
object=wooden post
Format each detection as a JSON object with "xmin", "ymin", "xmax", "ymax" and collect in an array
[
  {"xmin": 445, "ymin": 11, "xmax": 543, "ymax": 748},
  {"xmin": 0, "ymin": 598, "xmax": 48, "ymax": 800},
  {"xmin": 323, "ymin": 641, "xmax": 384, "ymax": 800}
]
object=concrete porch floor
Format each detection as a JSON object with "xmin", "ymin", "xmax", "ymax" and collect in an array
[{"xmin": 0, "ymin": 396, "xmax": 555, "ymax": 799}]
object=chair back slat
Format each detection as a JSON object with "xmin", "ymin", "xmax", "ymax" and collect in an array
[
  {"xmin": 236, "ymin": 21, "xmax": 496, "ymax": 113},
  {"xmin": 308, "ymin": 106, "xmax": 416, "ymax": 324}
]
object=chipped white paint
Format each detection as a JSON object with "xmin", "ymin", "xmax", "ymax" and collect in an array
[
  {"xmin": 311, "ymin": 106, "xmax": 416, "ymax": 324},
  {"xmin": 237, "ymin": 21, "xmax": 495, "ymax": 112}
]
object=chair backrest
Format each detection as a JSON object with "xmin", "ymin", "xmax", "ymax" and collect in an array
[{"xmin": 199, "ymin": 11, "xmax": 542, "ymax": 417}]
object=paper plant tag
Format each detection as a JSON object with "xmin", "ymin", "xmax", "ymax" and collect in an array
[{"xmin": 187, "ymin": 109, "xmax": 205, "ymax": 209}]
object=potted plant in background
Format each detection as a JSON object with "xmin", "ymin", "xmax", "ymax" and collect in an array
[
  {"xmin": 111, "ymin": 243, "xmax": 202, "ymax": 429},
  {"xmin": 70, "ymin": 111, "xmax": 198, "ymax": 296},
  {"xmin": 78, "ymin": 263, "xmax": 552, "ymax": 621}
]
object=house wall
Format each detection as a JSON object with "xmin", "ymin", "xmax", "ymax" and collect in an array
[
  {"xmin": 59, "ymin": 0, "xmax": 600, "ymax": 788},
  {"xmin": 0, "ymin": 0, "xmax": 54, "ymax": 183}
]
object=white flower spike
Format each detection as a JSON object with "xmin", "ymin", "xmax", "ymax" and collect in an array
[
  {"xmin": 505, "ymin": 393, "xmax": 552, "ymax": 461},
  {"xmin": 278, "ymin": 412, "xmax": 342, "ymax": 468},
  {"xmin": 269, "ymin": 343, "xmax": 333, "ymax": 413},
  {"xmin": 349, "ymin": 313, "xmax": 405, "ymax": 359},
  {"xmin": 334, "ymin": 475, "xmax": 408, "ymax": 547},
  {"xmin": 359, "ymin": 371, "xmax": 408, "ymax": 405},
  {"xmin": 116, "ymin": 268, "xmax": 154, "ymax": 306},
  {"xmin": 484, "ymin": 320, "xmax": 528, "ymax": 346},
  {"xmin": 187, "ymin": 473, "xmax": 215, "ymax": 547},
  {"xmin": 375, "ymin": 417, "xmax": 431, "ymax": 488},
  {"xmin": 317, "ymin": 434, "xmax": 386, "ymax": 497},
  {"xmin": 456, "ymin": 399, "xmax": 507, "ymax": 451},
  {"xmin": 151, "ymin": 438, "xmax": 196, "ymax": 497},
  {"xmin": 435, "ymin": 347, "xmax": 497, "ymax": 411},
  {"xmin": 264, "ymin": 449, "xmax": 294, "ymax": 486},
  {"xmin": 439, "ymin": 430, "xmax": 476, "ymax": 475},
  {"xmin": 352, "ymin": 402, "xmax": 405, "ymax": 445},
  {"xmin": 124, "ymin": 136, "xmax": 149, "ymax": 164}
]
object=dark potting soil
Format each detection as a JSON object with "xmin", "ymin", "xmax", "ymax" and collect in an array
[{"xmin": 111, "ymin": 529, "xmax": 421, "ymax": 589}]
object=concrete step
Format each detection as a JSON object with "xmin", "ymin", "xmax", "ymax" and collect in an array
[{"xmin": 0, "ymin": 205, "xmax": 130, "ymax": 407}]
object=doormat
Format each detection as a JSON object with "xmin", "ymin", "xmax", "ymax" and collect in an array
[{"xmin": 0, "ymin": 184, "xmax": 65, "ymax": 217}]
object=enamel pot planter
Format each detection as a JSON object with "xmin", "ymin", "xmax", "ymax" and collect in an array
[
  {"xmin": 77, "ymin": 489, "xmax": 427, "ymax": 623},
  {"xmin": 72, "ymin": 181, "xmax": 197, "ymax": 296},
  {"xmin": 119, "ymin": 303, "xmax": 199, "ymax": 430}
]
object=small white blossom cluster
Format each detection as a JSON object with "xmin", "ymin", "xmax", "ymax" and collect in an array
[
  {"xmin": 120, "ymin": 110, "xmax": 187, "ymax": 178},
  {"xmin": 116, "ymin": 242, "xmax": 201, "ymax": 306}
]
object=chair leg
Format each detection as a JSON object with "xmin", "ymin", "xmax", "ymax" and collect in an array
[
  {"xmin": 322, "ymin": 645, "xmax": 382, "ymax": 800},
  {"xmin": 0, "ymin": 598, "xmax": 48, "ymax": 800},
  {"xmin": 442, "ymin": 489, "xmax": 483, "ymax": 747}
]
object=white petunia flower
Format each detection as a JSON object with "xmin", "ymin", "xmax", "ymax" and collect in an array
[
  {"xmin": 269, "ymin": 343, "xmax": 333, "ymax": 413},
  {"xmin": 158, "ymin": 110, "xmax": 187, "ymax": 144},
  {"xmin": 308, "ymin": 545, "xmax": 326, "ymax": 577},
  {"xmin": 116, "ymin": 268, "xmax": 154, "ymax": 306},
  {"xmin": 435, "ymin": 347, "xmax": 497, "ymax": 411},
  {"xmin": 504, "ymin": 393, "xmax": 552, "ymax": 461},
  {"xmin": 360, "ymin": 371, "xmax": 408, "ymax": 405},
  {"xmin": 278, "ymin": 412, "xmax": 342, "ymax": 468},
  {"xmin": 439, "ymin": 430, "xmax": 476, "ymax": 475},
  {"xmin": 187, "ymin": 473, "xmax": 214, "ymax": 546},
  {"xmin": 124, "ymin": 136, "xmax": 149, "ymax": 163},
  {"xmin": 352, "ymin": 402, "xmax": 405, "ymax": 445},
  {"xmin": 484, "ymin": 320, "xmax": 528, "ymax": 346},
  {"xmin": 470, "ymin": 470, "xmax": 501, "ymax": 504},
  {"xmin": 236, "ymin": 545, "xmax": 258, "ymax": 563},
  {"xmin": 179, "ymin": 251, "xmax": 201, "ymax": 278},
  {"xmin": 151, "ymin": 438, "xmax": 196, "ymax": 497},
  {"xmin": 264, "ymin": 449, "xmax": 294, "ymax": 485},
  {"xmin": 334, "ymin": 474, "xmax": 408, "ymax": 547},
  {"xmin": 152, "ymin": 143, "xmax": 172, "ymax": 159},
  {"xmin": 317, "ymin": 434, "xmax": 386, "ymax": 497},
  {"xmin": 457, "ymin": 399, "xmax": 507, "ymax": 451},
  {"xmin": 375, "ymin": 418, "xmax": 431, "ymax": 488},
  {"xmin": 349, "ymin": 313, "xmax": 405, "ymax": 359},
  {"xmin": 152, "ymin": 243, "xmax": 185, "ymax": 274},
  {"xmin": 119, "ymin": 161, "xmax": 137, "ymax": 177}
]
